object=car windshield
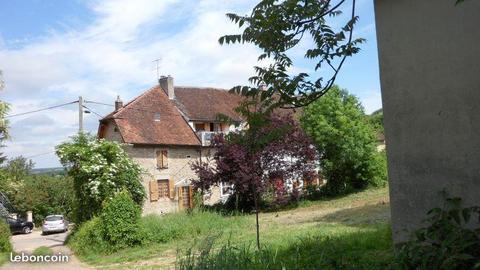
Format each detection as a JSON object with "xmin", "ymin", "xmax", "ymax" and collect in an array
[{"xmin": 45, "ymin": 216, "xmax": 63, "ymax": 221}]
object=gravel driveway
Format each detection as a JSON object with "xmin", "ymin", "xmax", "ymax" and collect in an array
[{"xmin": 1, "ymin": 230, "xmax": 89, "ymax": 270}]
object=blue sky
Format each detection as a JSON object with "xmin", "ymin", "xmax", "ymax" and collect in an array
[{"xmin": 0, "ymin": 0, "xmax": 381, "ymax": 168}]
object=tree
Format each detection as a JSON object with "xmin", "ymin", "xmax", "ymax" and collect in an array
[
  {"xmin": 219, "ymin": 0, "xmax": 363, "ymax": 108},
  {"xmin": 366, "ymin": 108, "xmax": 383, "ymax": 135},
  {"xmin": 56, "ymin": 134, "xmax": 145, "ymax": 223},
  {"xmin": 2, "ymin": 156, "xmax": 34, "ymax": 183},
  {"xmin": 300, "ymin": 86, "xmax": 386, "ymax": 195},
  {"xmin": 0, "ymin": 70, "xmax": 9, "ymax": 164},
  {"xmin": 192, "ymin": 105, "xmax": 317, "ymax": 249}
]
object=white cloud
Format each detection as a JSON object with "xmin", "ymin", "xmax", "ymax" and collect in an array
[
  {"xmin": 0, "ymin": 0, "xmax": 261, "ymax": 167},
  {"xmin": 358, "ymin": 90, "xmax": 383, "ymax": 114}
]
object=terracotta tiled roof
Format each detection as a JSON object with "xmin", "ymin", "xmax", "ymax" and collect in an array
[
  {"xmin": 100, "ymin": 84, "xmax": 303, "ymax": 146},
  {"xmin": 101, "ymin": 86, "xmax": 201, "ymax": 146},
  {"xmin": 174, "ymin": 87, "xmax": 244, "ymax": 122}
]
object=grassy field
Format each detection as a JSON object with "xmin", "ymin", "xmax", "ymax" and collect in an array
[
  {"xmin": 76, "ymin": 187, "xmax": 392, "ymax": 269},
  {"xmin": 0, "ymin": 252, "xmax": 8, "ymax": 266}
]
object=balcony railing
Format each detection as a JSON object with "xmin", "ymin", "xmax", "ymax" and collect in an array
[{"xmin": 197, "ymin": 131, "xmax": 221, "ymax": 146}]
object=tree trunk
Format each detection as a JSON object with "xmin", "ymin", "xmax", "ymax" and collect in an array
[{"xmin": 253, "ymin": 190, "xmax": 260, "ymax": 250}]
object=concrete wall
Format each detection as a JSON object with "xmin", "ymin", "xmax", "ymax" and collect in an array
[{"xmin": 374, "ymin": 0, "xmax": 480, "ymax": 243}]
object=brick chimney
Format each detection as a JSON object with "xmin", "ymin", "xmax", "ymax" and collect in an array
[
  {"xmin": 115, "ymin": 95, "xmax": 123, "ymax": 111},
  {"xmin": 159, "ymin": 75, "xmax": 174, "ymax": 99}
]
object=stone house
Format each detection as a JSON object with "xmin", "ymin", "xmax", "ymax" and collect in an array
[{"xmin": 98, "ymin": 76, "xmax": 243, "ymax": 215}]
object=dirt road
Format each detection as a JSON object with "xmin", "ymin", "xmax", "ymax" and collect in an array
[{"xmin": 1, "ymin": 230, "xmax": 89, "ymax": 270}]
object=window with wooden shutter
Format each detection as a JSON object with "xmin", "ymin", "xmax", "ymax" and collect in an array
[
  {"xmin": 156, "ymin": 150, "xmax": 169, "ymax": 169},
  {"xmin": 149, "ymin": 180, "xmax": 159, "ymax": 202},
  {"xmin": 157, "ymin": 180, "xmax": 169, "ymax": 198}
]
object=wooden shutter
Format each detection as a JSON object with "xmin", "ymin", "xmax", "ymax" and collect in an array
[
  {"xmin": 189, "ymin": 186, "xmax": 194, "ymax": 208},
  {"xmin": 178, "ymin": 187, "xmax": 183, "ymax": 210},
  {"xmin": 169, "ymin": 178, "xmax": 175, "ymax": 199},
  {"xmin": 156, "ymin": 150, "xmax": 162, "ymax": 168},
  {"xmin": 162, "ymin": 150, "xmax": 168, "ymax": 168},
  {"xmin": 149, "ymin": 180, "xmax": 159, "ymax": 202}
]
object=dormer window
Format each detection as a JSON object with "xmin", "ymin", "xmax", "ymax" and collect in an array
[{"xmin": 154, "ymin": 112, "xmax": 161, "ymax": 122}]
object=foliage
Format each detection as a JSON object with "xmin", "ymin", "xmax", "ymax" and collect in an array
[
  {"xmin": 70, "ymin": 208, "xmax": 249, "ymax": 257},
  {"xmin": 0, "ymin": 156, "xmax": 75, "ymax": 224},
  {"xmin": 18, "ymin": 175, "xmax": 74, "ymax": 225},
  {"xmin": 56, "ymin": 133, "xmax": 145, "ymax": 223},
  {"xmin": 32, "ymin": 246, "xmax": 54, "ymax": 256},
  {"xmin": 300, "ymin": 86, "xmax": 387, "ymax": 195},
  {"xmin": 100, "ymin": 190, "xmax": 143, "ymax": 251},
  {"xmin": 1, "ymin": 156, "xmax": 34, "ymax": 183},
  {"xmin": 177, "ymin": 224, "xmax": 392, "ymax": 270},
  {"xmin": 141, "ymin": 210, "xmax": 248, "ymax": 245},
  {"xmin": 0, "ymin": 220, "xmax": 11, "ymax": 253},
  {"xmin": 219, "ymin": 0, "xmax": 364, "ymax": 108},
  {"xmin": 366, "ymin": 108, "xmax": 383, "ymax": 135},
  {"xmin": 69, "ymin": 187, "xmax": 390, "ymax": 266},
  {"xmin": 192, "ymin": 111, "xmax": 317, "ymax": 212},
  {"xmin": 0, "ymin": 71, "xmax": 9, "ymax": 165},
  {"xmin": 70, "ymin": 191, "xmax": 143, "ymax": 255},
  {"xmin": 68, "ymin": 217, "xmax": 109, "ymax": 256},
  {"xmin": 394, "ymin": 195, "xmax": 480, "ymax": 270}
]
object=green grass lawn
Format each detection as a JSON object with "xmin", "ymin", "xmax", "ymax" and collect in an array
[
  {"xmin": 75, "ymin": 187, "xmax": 392, "ymax": 269},
  {"xmin": 0, "ymin": 252, "xmax": 9, "ymax": 266}
]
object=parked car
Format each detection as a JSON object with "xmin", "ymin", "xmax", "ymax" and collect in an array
[
  {"xmin": 42, "ymin": 215, "xmax": 69, "ymax": 235},
  {"xmin": 5, "ymin": 216, "xmax": 34, "ymax": 234}
]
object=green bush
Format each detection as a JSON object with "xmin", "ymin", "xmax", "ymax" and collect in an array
[
  {"xmin": 56, "ymin": 134, "xmax": 145, "ymax": 223},
  {"xmin": 393, "ymin": 196, "xmax": 480, "ymax": 270},
  {"xmin": 0, "ymin": 220, "xmax": 12, "ymax": 253},
  {"xmin": 68, "ymin": 217, "xmax": 109, "ymax": 255},
  {"xmin": 100, "ymin": 190, "xmax": 143, "ymax": 251}
]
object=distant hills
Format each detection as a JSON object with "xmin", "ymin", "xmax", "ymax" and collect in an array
[{"xmin": 31, "ymin": 167, "xmax": 66, "ymax": 175}]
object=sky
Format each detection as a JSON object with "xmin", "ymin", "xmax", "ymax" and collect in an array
[{"xmin": 0, "ymin": 0, "xmax": 381, "ymax": 168}]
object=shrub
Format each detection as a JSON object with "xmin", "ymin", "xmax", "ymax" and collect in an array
[
  {"xmin": 100, "ymin": 190, "xmax": 143, "ymax": 251},
  {"xmin": 56, "ymin": 134, "xmax": 145, "ymax": 223},
  {"xmin": 68, "ymin": 217, "xmax": 109, "ymax": 255},
  {"xmin": 394, "ymin": 196, "xmax": 480, "ymax": 270},
  {"xmin": 0, "ymin": 220, "xmax": 12, "ymax": 253}
]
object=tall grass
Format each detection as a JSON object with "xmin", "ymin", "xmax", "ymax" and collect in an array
[
  {"xmin": 69, "ymin": 209, "xmax": 250, "ymax": 261},
  {"xmin": 141, "ymin": 210, "xmax": 249, "ymax": 244},
  {"xmin": 177, "ymin": 224, "xmax": 393, "ymax": 270}
]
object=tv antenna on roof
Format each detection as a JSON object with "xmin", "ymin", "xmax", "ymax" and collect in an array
[{"xmin": 153, "ymin": 58, "xmax": 162, "ymax": 80}]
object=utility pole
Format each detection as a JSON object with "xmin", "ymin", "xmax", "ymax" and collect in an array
[{"xmin": 78, "ymin": 96, "xmax": 83, "ymax": 133}]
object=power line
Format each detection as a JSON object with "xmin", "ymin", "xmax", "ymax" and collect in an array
[
  {"xmin": 24, "ymin": 151, "xmax": 56, "ymax": 159},
  {"xmin": 84, "ymin": 99, "xmax": 161, "ymax": 114},
  {"xmin": 82, "ymin": 105, "xmax": 103, "ymax": 118},
  {"xmin": 5, "ymin": 101, "xmax": 78, "ymax": 118}
]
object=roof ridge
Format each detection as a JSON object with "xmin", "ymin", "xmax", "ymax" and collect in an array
[
  {"xmin": 112, "ymin": 85, "xmax": 162, "ymax": 118},
  {"xmin": 174, "ymin": 86, "xmax": 230, "ymax": 91}
]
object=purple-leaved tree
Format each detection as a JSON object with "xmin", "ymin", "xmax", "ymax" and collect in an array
[{"xmin": 191, "ymin": 107, "xmax": 317, "ymax": 249}]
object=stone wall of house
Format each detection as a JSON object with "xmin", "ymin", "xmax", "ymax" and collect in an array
[
  {"xmin": 102, "ymin": 120, "xmax": 224, "ymax": 215},
  {"xmin": 125, "ymin": 145, "xmax": 200, "ymax": 215}
]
